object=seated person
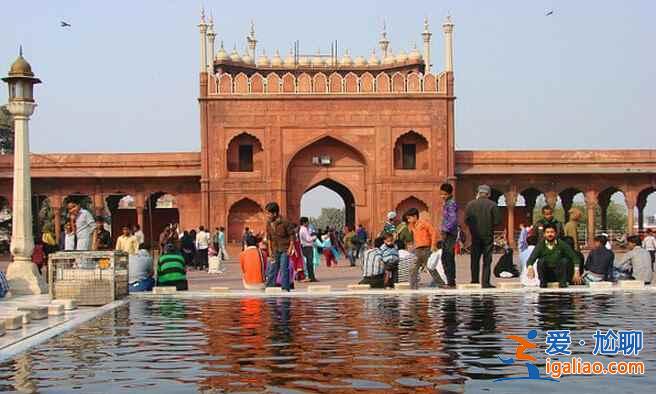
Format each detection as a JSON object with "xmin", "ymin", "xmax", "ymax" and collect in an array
[
  {"xmin": 582, "ymin": 235, "xmax": 614, "ymax": 283},
  {"xmin": 520, "ymin": 234, "xmax": 540, "ymax": 287},
  {"xmin": 240, "ymin": 235, "xmax": 266, "ymax": 290},
  {"xmin": 380, "ymin": 232, "xmax": 399, "ymax": 288},
  {"xmin": 397, "ymin": 239, "xmax": 417, "ymax": 284},
  {"xmin": 615, "ymin": 235, "xmax": 653, "ymax": 284},
  {"xmin": 494, "ymin": 245, "xmax": 519, "ymax": 278},
  {"xmin": 359, "ymin": 237, "xmax": 385, "ymax": 288},
  {"xmin": 156, "ymin": 243, "xmax": 188, "ymax": 290},
  {"xmin": 129, "ymin": 243, "xmax": 155, "ymax": 292},
  {"xmin": 526, "ymin": 224, "xmax": 581, "ymax": 288}
]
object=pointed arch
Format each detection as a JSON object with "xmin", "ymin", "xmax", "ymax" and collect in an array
[
  {"xmin": 218, "ymin": 73, "xmax": 233, "ymax": 94},
  {"xmin": 344, "ymin": 72, "xmax": 358, "ymax": 93},
  {"xmin": 360, "ymin": 72, "xmax": 375, "ymax": 93},
  {"xmin": 393, "ymin": 130, "xmax": 430, "ymax": 171},
  {"xmin": 423, "ymin": 73, "xmax": 437, "ymax": 92},
  {"xmin": 250, "ymin": 73, "xmax": 265, "ymax": 93},
  {"xmin": 391, "ymin": 72, "xmax": 405, "ymax": 92},
  {"xmin": 297, "ymin": 72, "xmax": 312, "ymax": 93},
  {"xmin": 395, "ymin": 195, "xmax": 429, "ymax": 220},
  {"xmin": 328, "ymin": 72, "xmax": 343, "ymax": 93},
  {"xmin": 227, "ymin": 198, "xmax": 266, "ymax": 243},
  {"xmin": 313, "ymin": 72, "xmax": 328, "ymax": 93},
  {"xmin": 282, "ymin": 72, "xmax": 296, "ymax": 93},
  {"xmin": 407, "ymin": 72, "xmax": 421, "ymax": 92},
  {"xmin": 266, "ymin": 72, "xmax": 281, "ymax": 93},
  {"xmin": 234, "ymin": 72, "xmax": 249, "ymax": 94},
  {"xmin": 227, "ymin": 132, "xmax": 264, "ymax": 173},
  {"xmin": 375, "ymin": 72, "xmax": 390, "ymax": 92}
]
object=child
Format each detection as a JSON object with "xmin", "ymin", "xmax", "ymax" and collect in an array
[
  {"xmin": 396, "ymin": 239, "xmax": 417, "ymax": 284},
  {"xmin": 380, "ymin": 232, "xmax": 399, "ymax": 288},
  {"xmin": 359, "ymin": 237, "xmax": 385, "ymax": 288},
  {"xmin": 240, "ymin": 235, "xmax": 266, "ymax": 290},
  {"xmin": 582, "ymin": 235, "xmax": 614, "ymax": 283},
  {"xmin": 63, "ymin": 222, "xmax": 76, "ymax": 251}
]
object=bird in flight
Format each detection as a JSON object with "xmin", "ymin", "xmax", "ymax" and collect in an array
[
  {"xmin": 60, "ymin": 21, "xmax": 71, "ymax": 27},
  {"xmin": 545, "ymin": 10, "xmax": 554, "ymax": 16}
]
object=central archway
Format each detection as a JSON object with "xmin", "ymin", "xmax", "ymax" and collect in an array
[
  {"xmin": 286, "ymin": 136, "xmax": 366, "ymax": 227},
  {"xmin": 301, "ymin": 179, "xmax": 356, "ymax": 229}
]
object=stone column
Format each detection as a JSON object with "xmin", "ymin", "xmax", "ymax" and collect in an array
[
  {"xmin": 5, "ymin": 103, "xmax": 47, "ymax": 294},
  {"xmin": 135, "ymin": 191, "xmax": 145, "ymax": 229},
  {"xmin": 422, "ymin": 17, "xmax": 432, "ymax": 73},
  {"xmin": 51, "ymin": 194, "xmax": 62, "ymax": 244},
  {"xmin": 585, "ymin": 191, "xmax": 598, "ymax": 248},
  {"xmin": 505, "ymin": 191, "xmax": 517, "ymax": 248},
  {"xmin": 626, "ymin": 191, "xmax": 636, "ymax": 236}
]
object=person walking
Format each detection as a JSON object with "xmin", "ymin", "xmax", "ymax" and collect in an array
[
  {"xmin": 264, "ymin": 202, "xmax": 296, "ymax": 291},
  {"xmin": 298, "ymin": 217, "xmax": 318, "ymax": 282},
  {"xmin": 642, "ymin": 229, "xmax": 656, "ymax": 270},
  {"xmin": 115, "ymin": 225, "xmax": 139, "ymax": 255},
  {"xmin": 564, "ymin": 208, "xmax": 582, "ymax": 251},
  {"xmin": 217, "ymin": 226, "xmax": 228, "ymax": 261},
  {"xmin": 439, "ymin": 183, "xmax": 458, "ymax": 288},
  {"xmin": 180, "ymin": 230, "xmax": 195, "ymax": 267},
  {"xmin": 405, "ymin": 208, "xmax": 439, "ymax": 289},
  {"xmin": 464, "ymin": 185, "xmax": 501, "ymax": 288},
  {"xmin": 195, "ymin": 226, "xmax": 210, "ymax": 270}
]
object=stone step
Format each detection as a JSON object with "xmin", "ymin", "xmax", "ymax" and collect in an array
[
  {"xmin": 547, "ymin": 282, "xmax": 561, "ymax": 288},
  {"xmin": 152, "ymin": 286, "xmax": 177, "ymax": 294},
  {"xmin": 588, "ymin": 281, "xmax": 613, "ymax": 289},
  {"xmin": 394, "ymin": 282, "xmax": 411, "ymax": 290},
  {"xmin": 497, "ymin": 282, "xmax": 522, "ymax": 290},
  {"xmin": 307, "ymin": 285, "xmax": 331, "ymax": 293},
  {"xmin": 210, "ymin": 286, "xmax": 231, "ymax": 293},
  {"xmin": 16, "ymin": 305, "xmax": 48, "ymax": 320},
  {"xmin": 51, "ymin": 299, "xmax": 77, "ymax": 310},
  {"xmin": 619, "ymin": 280, "xmax": 645, "ymax": 289},
  {"xmin": 0, "ymin": 322, "xmax": 4, "ymax": 337},
  {"xmin": 48, "ymin": 303, "xmax": 65, "ymax": 316},
  {"xmin": 1, "ymin": 314, "xmax": 24, "ymax": 330},
  {"xmin": 265, "ymin": 287, "xmax": 282, "ymax": 294},
  {"xmin": 457, "ymin": 283, "xmax": 482, "ymax": 290},
  {"xmin": 17, "ymin": 312, "xmax": 31, "ymax": 325},
  {"xmin": 347, "ymin": 284, "xmax": 371, "ymax": 291}
]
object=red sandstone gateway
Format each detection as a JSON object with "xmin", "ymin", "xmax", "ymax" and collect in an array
[{"xmin": 1, "ymin": 17, "xmax": 654, "ymax": 247}]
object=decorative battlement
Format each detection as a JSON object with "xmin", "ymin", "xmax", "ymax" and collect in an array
[{"xmin": 208, "ymin": 71, "xmax": 448, "ymax": 95}]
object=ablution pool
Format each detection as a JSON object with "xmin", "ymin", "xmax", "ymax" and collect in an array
[{"xmin": 1, "ymin": 293, "xmax": 654, "ymax": 393}]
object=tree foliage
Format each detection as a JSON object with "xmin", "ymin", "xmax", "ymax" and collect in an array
[{"xmin": 309, "ymin": 208, "xmax": 344, "ymax": 231}]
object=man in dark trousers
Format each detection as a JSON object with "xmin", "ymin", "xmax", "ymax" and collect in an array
[
  {"xmin": 464, "ymin": 185, "xmax": 501, "ymax": 288},
  {"xmin": 264, "ymin": 202, "xmax": 296, "ymax": 291},
  {"xmin": 439, "ymin": 183, "xmax": 458, "ymax": 288}
]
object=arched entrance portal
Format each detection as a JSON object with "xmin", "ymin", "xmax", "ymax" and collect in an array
[
  {"xmin": 301, "ymin": 179, "xmax": 356, "ymax": 229},
  {"xmin": 286, "ymin": 136, "xmax": 366, "ymax": 228}
]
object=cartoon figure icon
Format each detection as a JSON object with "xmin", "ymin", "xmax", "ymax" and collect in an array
[{"xmin": 494, "ymin": 329, "xmax": 558, "ymax": 382}]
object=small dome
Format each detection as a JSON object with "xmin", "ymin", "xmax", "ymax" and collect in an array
[
  {"xmin": 256, "ymin": 53, "xmax": 270, "ymax": 67},
  {"xmin": 8, "ymin": 55, "xmax": 34, "ymax": 77},
  {"xmin": 271, "ymin": 50, "xmax": 283, "ymax": 67},
  {"xmin": 312, "ymin": 54, "xmax": 324, "ymax": 66},
  {"xmin": 396, "ymin": 50, "xmax": 408, "ymax": 63},
  {"xmin": 368, "ymin": 50, "xmax": 381, "ymax": 65},
  {"xmin": 383, "ymin": 51, "xmax": 396, "ymax": 65},
  {"xmin": 215, "ymin": 44, "xmax": 228, "ymax": 61},
  {"xmin": 284, "ymin": 49, "xmax": 295, "ymax": 67},
  {"xmin": 340, "ymin": 51, "xmax": 353, "ymax": 66},
  {"xmin": 354, "ymin": 56, "xmax": 367, "ymax": 66},
  {"xmin": 408, "ymin": 46, "xmax": 422, "ymax": 62},
  {"xmin": 242, "ymin": 51, "xmax": 253, "ymax": 65},
  {"xmin": 229, "ymin": 47, "xmax": 242, "ymax": 62},
  {"xmin": 298, "ymin": 56, "xmax": 310, "ymax": 66}
]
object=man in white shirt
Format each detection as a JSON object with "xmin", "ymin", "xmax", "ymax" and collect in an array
[
  {"xmin": 68, "ymin": 202, "xmax": 95, "ymax": 250},
  {"xmin": 642, "ymin": 229, "xmax": 656, "ymax": 270},
  {"xmin": 196, "ymin": 226, "xmax": 210, "ymax": 270},
  {"xmin": 133, "ymin": 224, "xmax": 144, "ymax": 246},
  {"xmin": 298, "ymin": 217, "xmax": 318, "ymax": 282},
  {"xmin": 116, "ymin": 226, "xmax": 139, "ymax": 255}
]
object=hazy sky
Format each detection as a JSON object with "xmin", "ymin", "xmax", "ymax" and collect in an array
[{"xmin": 1, "ymin": 1, "xmax": 655, "ymax": 217}]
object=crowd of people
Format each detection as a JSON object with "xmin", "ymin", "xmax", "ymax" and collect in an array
[{"xmin": 14, "ymin": 185, "xmax": 655, "ymax": 296}]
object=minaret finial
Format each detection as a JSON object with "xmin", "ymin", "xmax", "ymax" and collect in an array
[
  {"xmin": 250, "ymin": 20, "xmax": 256, "ymax": 39},
  {"xmin": 200, "ymin": 6, "xmax": 206, "ymax": 24},
  {"xmin": 19, "ymin": 45, "xmax": 23, "ymax": 57}
]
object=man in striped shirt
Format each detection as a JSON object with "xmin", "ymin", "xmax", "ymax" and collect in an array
[
  {"xmin": 156, "ymin": 243, "xmax": 188, "ymax": 290},
  {"xmin": 359, "ymin": 237, "xmax": 385, "ymax": 288}
]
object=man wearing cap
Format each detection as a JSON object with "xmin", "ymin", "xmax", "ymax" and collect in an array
[
  {"xmin": 382, "ymin": 211, "xmax": 398, "ymax": 236},
  {"xmin": 465, "ymin": 185, "xmax": 501, "ymax": 288}
]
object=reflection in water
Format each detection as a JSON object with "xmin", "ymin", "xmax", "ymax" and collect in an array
[{"xmin": 0, "ymin": 294, "xmax": 654, "ymax": 393}]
